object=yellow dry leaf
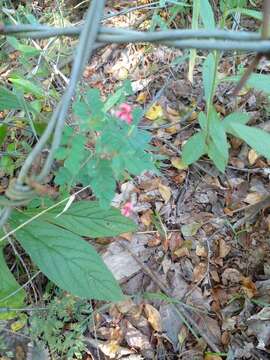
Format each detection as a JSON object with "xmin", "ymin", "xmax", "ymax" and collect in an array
[
  {"xmin": 248, "ymin": 149, "xmax": 259, "ymax": 165},
  {"xmin": 115, "ymin": 67, "xmax": 129, "ymax": 80},
  {"xmin": 136, "ymin": 91, "xmax": 148, "ymax": 104},
  {"xmin": 204, "ymin": 355, "xmax": 223, "ymax": 360},
  {"xmin": 158, "ymin": 183, "xmax": 171, "ymax": 203},
  {"xmin": 144, "ymin": 304, "xmax": 162, "ymax": 332},
  {"xmin": 11, "ymin": 320, "xmax": 25, "ymax": 332},
  {"xmin": 145, "ymin": 103, "xmax": 163, "ymax": 121},
  {"xmin": 171, "ymin": 157, "xmax": 188, "ymax": 170}
]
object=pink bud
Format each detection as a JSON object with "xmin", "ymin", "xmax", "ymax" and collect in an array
[
  {"xmin": 121, "ymin": 202, "xmax": 133, "ymax": 217},
  {"xmin": 116, "ymin": 103, "xmax": 133, "ymax": 124}
]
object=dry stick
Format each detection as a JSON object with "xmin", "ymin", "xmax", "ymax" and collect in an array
[
  {"xmin": 119, "ymin": 241, "xmax": 221, "ymax": 353},
  {"xmin": 233, "ymin": 0, "xmax": 270, "ymax": 95}
]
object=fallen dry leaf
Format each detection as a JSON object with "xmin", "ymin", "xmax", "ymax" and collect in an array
[
  {"xmin": 158, "ymin": 183, "xmax": 171, "ymax": 203},
  {"xmin": 193, "ymin": 263, "xmax": 207, "ymax": 282},
  {"xmin": 241, "ymin": 276, "xmax": 257, "ymax": 298},
  {"xmin": 181, "ymin": 222, "xmax": 202, "ymax": 237},
  {"xmin": 196, "ymin": 244, "xmax": 208, "ymax": 257},
  {"xmin": 144, "ymin": 304, "xmax": 162, "ymax": 332},
  {"xmin": 145, "ymin": 103, "xmax": 164, "ymax": 121},
  {"xmin": 248, "ymin": 149, "xmax": 259, "ymax": 165},
  {"xmin": 222, "ymin": 268, "xmax": 241, "ymax": 285},
  {"xmin": 140, "ymin": 209, "xmax": 153, "ymax": 227},
  {"xmin": 204, "ymin": 354, "xmax": 223, "ymax": 360},
  {"xmin": 244, "ymin": 192, "xmax": 263, "ymax": 205},
  {"xmin": 219, "ymin": 238, "xmax": 231, "ymax": 258},
  {"xmin": 171, "ymin": 157, "xmax": 188, "ymax": 170},
  {"xmin": 136, "ymin": 91, "xmax": 148, "ymax": 104}
]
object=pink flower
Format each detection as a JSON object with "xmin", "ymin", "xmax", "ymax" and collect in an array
[
  {"xmin": 121, "ymin": 202, "xmax": 133, "ymax": 217},
  {"xmin": 116, "ymin": 103, "xmax": 132, "ymax": 124}
]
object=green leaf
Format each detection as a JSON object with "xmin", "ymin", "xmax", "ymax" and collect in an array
[
  {"xmin": 12, "ymin": 219, "xmax": 123, "ymax": 301},
  {"xmin": 182, "ymin": 131, "xmax": 206, "ymax": 165},
  {"xmin": 200, "ymin": 0, "xmax": 215, "ymax": 29},
  {"xmin": 7, "ymin": 36, "xmax": 40, "ymax": 57},
  {"xmin": 0, "ymin": 86, "xmax": 23, "ymax": 110},
  {"xmin": 222, "ymin": 112, "xmax": 250, "ymax": 130},
  {"xmin": 0, "ymin": 247, "xmax": 26, "ymax": 320},
  {"xmin": 207, "ymin": 139, "xmax": 227, "ymax": 172},
  {"xmin": 9, "ymin": 78, "xmax": 45, "ymax": 98},
  {"xmin": 227, "ymin": 123, "xmax": 270, "ymax": 160},
  {"xmin": 203, "ymin": 53, "xmax": 216, "ymax": 105},
  {"xmin": 198, "ymin": 111, "xmax": 207, "ymax": 130},
  {"xmin": 64, "ymin": 134, "xmax": 86, "ymax": 176},
  {"xmin": 226, "ymin": 8, "xmax": 262, "ymax": 20},
  {"xmin": 0, "ymin": 124, "xmax": 8, "ymax": 146},
  {"xmin": 88, "ymin": 159, "xmax": 116, "ymax": 208},
  {"xmin": 223, "ymin": 74, "xmax": 270, "ymax": 94},
  {"xmin": 209, "ymin": 108, "xmax": 228, "ymax": 164},
  {"xmin": 33, "ymin": 200, "xmax": 136, "ymax": 237}
]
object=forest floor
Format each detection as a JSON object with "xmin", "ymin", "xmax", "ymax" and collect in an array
[{"xmin": 1, "ymin": 1, "xmax": 270, "ymax": 359}]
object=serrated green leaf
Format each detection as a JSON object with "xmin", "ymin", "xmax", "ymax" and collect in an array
[
  {"xmin": 0, "ymin": 248, "xmax": 26, "ymax": 320},
  {"xmin": 227, "ymin": 123, "xmax": 270, "ymax": 160},
  {"xmin": 200, "ymin": 0, "xmax": 215, "ymax": 29},
  {"xmin": 207, "ymin": 139, "xmax": 227, "ymax": 172},
  {"xmin": 203, "ymin": 53, "xmax": 216, "ymax": 105},
  {"xmin": 222, "ymin": 112, "xmax": 250, "ymax": 130},
  {"xmin": 12, "ymin": 219, "xmax": 123, "ymax": 301},
  {"xmin": 88, "ymin": 159, "xmax": 116, "ymax": 208},
  {"xmin": 209, "ymin": 108, "xmax": 228, "ymax": 164},
  {"xmin": 182, "ymin": 131, "xmax": 206, "ymax": 165},
  {"xmin": 64, "ymin": 134, "xmax": 86, "ymax": 176},
  {"xmin": 33, "ymin": 200, "xmax": 136, "ymax": 237}
]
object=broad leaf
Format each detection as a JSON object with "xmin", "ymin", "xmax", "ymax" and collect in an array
[
  {"xmin": 33, "ymin": 200, "xmax": 136, "ymax": 237},
  {"xmin": 223, "ymin": 74, "xmax": 270, "ymax": 94},
  {"xmin": 200, "ymin": 0, "xmax": 215, "ymax": 29},
  {"xmin": 203, "ymin": 53, "xmax": 216, "ymax": 105},
  {"xmin": 209, "ymin": 108, "xmax": 228, "ymax": 164},
  {"xmin": 182, "ymin": 131, "xmax": 206, "ymax": 165},
  {"xmin": 0, "ymin": 124, "xmax": 8, "ymax": 146},
  {"xmin": 12, "ymin": 218, "xmax": 124, "ymax": 301},
  {"xmin": 9, "ymin": 78, "xmax": 45, "ymax": 98},
  {"xmin": 0, "ymin": 247, "xmax": 26, "ymax": 319},
  {"xmin": 222, "ymin": 112, "xmax": 250, "ymax": 130},
  {"xmin": 226, "ymin": 8, "xmax": 262, "ymax": 20},
  {"xmin": 207, "ymin": 139, "xmax": 227, "ymax": 172},
  {"xmin": 0, "ymin": 87, "xmax": 23, "ymax": 111},
  {"xmin": 227, "ymin": 123, "xmax": 270, "ymax": 160}
]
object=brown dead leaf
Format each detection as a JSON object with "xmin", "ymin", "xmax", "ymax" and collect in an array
[
  {"xmin": 210, "ymin": 270, "xmax": 220, "ymax": 283},
  {"xmin": 169, "ymin": 232, "xmax": 183, "ymax": 252},
  {"xmin": 124, "ymin": 321, "xmax": 153, "ymax": 357},
  {"xmin": 148, "ymin": 235, "xmax": 161, "ymax": 247},
  {"xmin": 136, "ymin": 91, "xmax": 148, "ymax": 104},
  {"xmin": 248, "ymin": 149, "xmax": 259, "ymax": 165},
  {"xmin": 158, "ymin": 183, "xmax": 171, "ymax": 203},
  {"xmin": 204, "ymin": 355, "xmax": 222, "ymax": 360},
  {"xmin": 174, "ymin": 246, "xmax": 190, "ymax": 258},
  {"xmin": 241, "ymin": 276, "xmax": 257, "ymax": 298},
  {"xmin": 222, "ymin": 268, "xmax": 241, "ymax": 285},
  {"xmin": 193, "ymin": 263, "xmax": 207, "ymax": 282},
  {"xmin": 219, "ymin": 238, "xmax": 231, "ymax": 258},
  {"xmin": 144, "ymin": 304, "xmax": 162, "ymax": 332},
  {"xmin": 140, "ymin": 209, "xmax": 153, "ymax": 227},
  {"xmin": 196, "ymin": 244, "xmax": 208, "ymax": 257},
  {"xmin": 244, "ymin": 192, "xmax": 263, "ymax": 205}
]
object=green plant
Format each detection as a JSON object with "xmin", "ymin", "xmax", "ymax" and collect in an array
[
  {"xmin": 55, "ymin": 82, "xmax": 157, "ymax": 208},
  {"xmin": 29, "ymin": 290, "xmax": 92, "ymax": 359},
  {"xmin": 182, "ymin": 0, "xmax": 270, "ymax": 172}
]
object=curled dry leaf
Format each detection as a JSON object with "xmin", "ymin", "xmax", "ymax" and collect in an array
[
  {"xmin": 196, "ymin": 244, "xmax": 208, "ymax": 257},
  {"xmin": 248, "ymin": 149, "xmax": 259, "ymax": 165},
  {"xmin": 158, "ymin": 183, "xmax": 171, "ymax": 203},
  {"xmin": 221, "ymin": 268, "xmax": 241, "ymax": 286},
  {"xmin": 219, "ymin": 238, "xmax": 231, "ymax": 258},
  {"xmin": 241, "ymin": 276, "xmax": 257, "ymax": 298},
  {"xmin": 193, "ymin": 263, "xmax": 207, "ymax": 283},
  {"xmin": 144, "ymin": 304, "xmax": 162, "ymax": 332},
  {"xmin": 145, "ymin": 103, "xmax": 164, "ymax": 121}
]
